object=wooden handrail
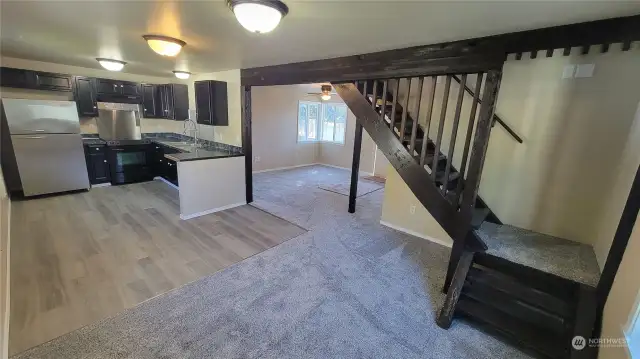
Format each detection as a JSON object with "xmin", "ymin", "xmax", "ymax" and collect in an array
[{"xmin": 452, "ymin": 75, "xmax": 523, "ymax": 144}]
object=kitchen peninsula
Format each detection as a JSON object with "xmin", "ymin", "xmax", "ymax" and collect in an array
[{"xmin": 83, "ymin": 132, "xmax": 246, "ymax": 220}]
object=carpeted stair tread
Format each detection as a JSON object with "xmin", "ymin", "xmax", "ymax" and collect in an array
[{"xmin": 474, "ymin": 222, "xmax": 600, "ymax": 287}]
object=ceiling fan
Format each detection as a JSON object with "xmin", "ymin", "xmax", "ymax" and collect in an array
[{"xmin": 307, "ymin": 85, "xmax": 337, "ymax": 101}]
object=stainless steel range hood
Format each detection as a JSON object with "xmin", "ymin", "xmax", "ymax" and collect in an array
[{"xmin": 96, "ymin": 102, "xmax": 141, "ymax": 140}]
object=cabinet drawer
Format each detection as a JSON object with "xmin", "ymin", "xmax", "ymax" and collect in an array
[{"xmin": 86, "ymin": 145, "xmax": 106, "ymax": 154}]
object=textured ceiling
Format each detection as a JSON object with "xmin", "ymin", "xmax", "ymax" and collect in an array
[{"xmin": 1, "ymin": 1, "xmax": 639, "ymax": 78}]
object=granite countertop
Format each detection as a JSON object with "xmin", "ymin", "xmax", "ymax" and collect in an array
[
  {"xmin": 153, "ymin": 139, "xmax": 244, "ymax": 162},
  {"xmin": 80, "ymin": 133, "xmax": 244, "ymax": 162},
  {"xmin": 82, "ymin": 137, "xmax": 106, "ymax": 145}
]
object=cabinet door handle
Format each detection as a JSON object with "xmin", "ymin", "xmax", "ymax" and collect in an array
[
  {"xmin": 103, "ymin": 160, "xmax": 107, "ymax": 163},
  {"xmin": 120, "ymin": 85, "xmax": 124, "ymax": 87},
  {"xmin": 93, "ymin": 106, "xmax": 97, "ymax": 109}
]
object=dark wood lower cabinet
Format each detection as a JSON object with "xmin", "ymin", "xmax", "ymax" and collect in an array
[
  {"xmin": 149, "ymin": 143, "xmax": 179, "ymax": 186},
  {"xmin": 84, "ymin": 144, "xmax": 111, "ymax": 185}
]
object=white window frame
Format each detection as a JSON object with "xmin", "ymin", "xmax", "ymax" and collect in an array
[{"xmin": 297, "ymin": 101, "xmax": 347, "ymax": 145}]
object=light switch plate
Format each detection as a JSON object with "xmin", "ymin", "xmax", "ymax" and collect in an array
[
  {"xmin": 575, "ymin": 64, "xmax": 596, "ymax": 78},
  {"xmin": 562, "ymin": 65, "xmax": 576, "ymax": 79}
]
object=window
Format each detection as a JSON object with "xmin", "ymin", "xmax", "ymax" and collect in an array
[{"xmin": 298, "ymin": 101, "xmax": 347, "ymax": 144}]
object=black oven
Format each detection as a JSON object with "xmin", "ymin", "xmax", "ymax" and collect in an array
[{"xmin": 107, "ymin": 144, "xmax": 153, "ymax": 184}]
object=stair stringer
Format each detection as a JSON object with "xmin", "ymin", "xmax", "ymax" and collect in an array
[{"xmin": 333, "ymin": 82, "xmax": 484, "ymax": 250}]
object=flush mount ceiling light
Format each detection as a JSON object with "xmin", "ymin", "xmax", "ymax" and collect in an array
[
  {"xmin": 96, "ymin": 58, "xmax": 126, "ymax": 72},
  {"xmin": 228, "ymin": 0, "xmax": 289, "ymax": 34},
  {"xmin": 173, "ymin": 71, "xmax": 191, "ymax": 79},
  {"xmin": 320, "ymin": 85, "xmax": 332, "ymax": 101},
  {"xmin": 142, "ymin": 35, "xmax": 186, "ymax": 57}
]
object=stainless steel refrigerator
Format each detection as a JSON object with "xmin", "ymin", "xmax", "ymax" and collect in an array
[{"xmin": 1, "ymin": 98, "xmax": 90, "ymax": 197}]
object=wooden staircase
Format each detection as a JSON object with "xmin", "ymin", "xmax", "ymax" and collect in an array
[{"xmin": 333, "ymin": 75, "xmax": 600, "ymax": 359}]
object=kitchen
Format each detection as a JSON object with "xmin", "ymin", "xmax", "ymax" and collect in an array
[{"xmin": 0, "ymin": 64, "xmax": 247, "ymax": 220}]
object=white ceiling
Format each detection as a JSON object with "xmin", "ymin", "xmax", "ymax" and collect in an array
[{"xmin": 1, "ymin": 1, "xmax": 639, "ymax": 78}]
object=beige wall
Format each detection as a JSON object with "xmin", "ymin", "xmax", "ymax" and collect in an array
[
  {"xmin": 381, "ymin": 166, "xmax": 452, "ymax": 247},
  {"xmin": 251, "ymin": 85, "xmax": 319, "ymax": 172},
  {"xmin": 0, "ymin": 57, "xmax": 243, "ymax": 147},
  {"xmin": 382, "ymin": 46, "xmax": 640, "ymax": 255},
  {"xmin": 251, "ymin": 84, "xmax": 376, "ymax": 174},
  {"xmin": 177, "ymin": 156, "xmax": 246, "ymax": 219},
  {"xmin": 0, "ymin": 139, "xmax": 9, "ymax": 359}
]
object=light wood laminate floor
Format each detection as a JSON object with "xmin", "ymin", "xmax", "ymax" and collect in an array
[{"xmin": 9, "ymin": 180, "xmax": 306, "ymax": 355}]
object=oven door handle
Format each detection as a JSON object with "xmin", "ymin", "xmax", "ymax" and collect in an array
[{"xmin": 110, "ymin": 148, "xmax": 124, "ymax": 151}]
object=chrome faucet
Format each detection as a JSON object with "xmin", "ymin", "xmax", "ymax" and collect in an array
[{"xmin": 183, "ymin": 119, "xmax": 198, "ymax": 146}]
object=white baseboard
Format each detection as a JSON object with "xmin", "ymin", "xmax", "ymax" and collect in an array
[
  {"xmin": 180, "ymin": 202, "xmax": 246, "ymax": 220},
  {"xmin": 154, "ymin": 177, "xmax": 179, "ymax": 190},
  {"xmin": 315, "ymin": 163, "xmax": 374, "ymax": 176},
  {"xmin": 253, "ymin": 163, "xmax": 374, "ymax": 176},
  {"xmin": 252, "ymin": 163, "xmax": 319, "ymax": 174},
  {"xmin": 379, "ymin": 220, "xmax": 452, "ymax": 248},
  {"xmin": 90, "ymin": 182, "xmax": 111, "ymax": 188}
]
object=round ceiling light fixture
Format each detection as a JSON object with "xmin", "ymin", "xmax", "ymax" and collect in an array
[
  {"xmin": 173, "ymin": 71, "xmax": 191, "ymax": 80},
  {"xmin": 320, "ymin": 85, "xmax": 332, "ymax": 101},
  {"xmin": 96, "ymin": 58, "xmax": 126, "ymax": 72},
  {"xmin": 228, "ymin": 0, "xmax": 289, "ymax": 34},
  {"xmin": 142, "ymin": 35, "xmax": 186, "ymax": 57}
]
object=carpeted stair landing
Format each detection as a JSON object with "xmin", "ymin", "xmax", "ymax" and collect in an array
[{"xmin": 474, "ymin": 222, "xmax": 601, "ymax": 287}]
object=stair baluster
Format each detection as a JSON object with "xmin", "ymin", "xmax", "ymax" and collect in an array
[
  {"xmin": 408, "ymin": 77, "xmax": 424, "ymax": 154},
  {"xmin": 442, "ymin": 74, "xmax": 467, "ymax": 196},
  {"xmin": 454, "ymin": 73, "xmax": 484, "ymax": 206},
  {"xmin": 432, "ymin": 75, "xmax": 451, "ymax": 187},
  {"xmin": 399, "ymin": 78, "xmax": 412, "ymax": 142},
  {"xmin": 418, "ymin": 76, "xmax": 437, "ymax": 167}
]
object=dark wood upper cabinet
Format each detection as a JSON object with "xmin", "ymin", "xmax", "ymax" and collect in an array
[
  {"xmin": 95, "ymin": 78, "xmax": 120, "ymax": 95},
  {"xmin": 141, "ymin": 84, "xmax": 158, "ymax": 118},
  {"xmin": 33, "ymin": 72, "xmax": 73, "ymax": 91},
  {"xmin": 74, "ymin": 76, "xmax": 98, "ymax": 117},
  {"xmin": 121, "ymin": 82, "xmax": 140, "ymax": 96},
  {"xmin": 95, "ymin": 78, "xmax": 140, "ymax": 96},
  {"xmin": 157, "ymin": 84, "xmax": 188, "ymax": 121},
  {"xmin": 194, "ymin": 80, "xmax": 228, "ymax": 126},
  {"xmin": 0, "ymin": 67, "xmax": 72, "ymax": 92}
]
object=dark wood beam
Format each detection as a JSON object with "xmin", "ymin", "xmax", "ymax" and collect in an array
[
  {"xmin": 242, "ymin": 15, "xmax": 640, "ymax": 86},
  {"xmin": 242, "ymin": 85, "xmax": 253, "ymax": 203}
]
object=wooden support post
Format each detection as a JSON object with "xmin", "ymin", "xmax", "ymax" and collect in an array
[
  {"xmin": 349, "ymin": 121, "xmax": 364, "ymax": 213},
  {"xmin": 597, "ymin": 165, "xmax": 640, "ymax": 315},
  {"xmin": 437, "ymin": 250, "xmax": 474, "ymax": 329},
  {"xmin": 242, "ymin": 85, "xmax": 253, "ymax": 203}
]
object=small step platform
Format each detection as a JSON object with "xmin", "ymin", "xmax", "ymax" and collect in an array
[{"xmin": 474, "ymin": 222, "xmax": 600, "ymax": 287}]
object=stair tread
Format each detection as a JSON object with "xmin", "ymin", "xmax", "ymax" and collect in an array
[
  {"xmin": 474, "ymin": 222, "xmax": 601, "ymax": 287},
  {"xmin": 457, "ymin": 298, "xmax": 568, "ymax": 359}
]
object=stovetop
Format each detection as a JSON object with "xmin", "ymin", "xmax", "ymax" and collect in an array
[{"xmin": 105, "ymin": 139, "xmax": 151, "ymax": 146}]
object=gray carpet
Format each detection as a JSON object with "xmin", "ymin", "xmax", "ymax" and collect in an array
[
  {"xmin": 14, "ymin": 165, "xmax": 532, "ymax": 359},
  {"xmin": 318, "ymin": 178, "xmax": 384, "ymax": 197},
  {"xmin": 475, "ymin": 222, "xmax": 601, "ymax": 287}
]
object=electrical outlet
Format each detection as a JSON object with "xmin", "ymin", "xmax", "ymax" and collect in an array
[
  {"xmin": 255, "ymin": 156, "xmax": 261, "ymax": 162},
  {"xmin": 409, "ymin": 205, "xmax": 416, "ymax": 215}
]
